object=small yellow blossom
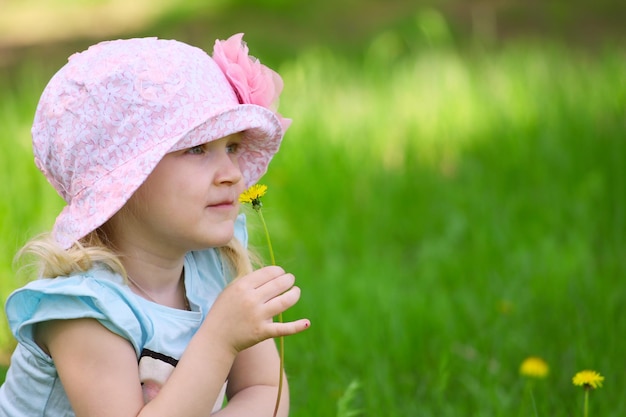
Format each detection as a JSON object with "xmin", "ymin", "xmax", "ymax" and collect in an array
[
  {"xmin": 520, "ymin": 356, "xmax": 549, "ymax": 379},
  {"xmin": 239, "ymin": 184, "xmax": 267, "ymax": 210},
  {"xmin": 238, "ymin": 182, "xmax": 282, "ymax": 417},
  {"xmin": 573, "ymin": 370, "xmax": 604, "ymax": 390}
]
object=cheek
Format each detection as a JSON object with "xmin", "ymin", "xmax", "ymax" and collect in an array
[
  {"xmin": 123, "ymin": 177, "xmax": 181, "ymax": 223},
  {"xmin": 234, "ymin": 180, "xmax": 246, "ymax": 196},
  {"xmin": 136, "ymin": 166, "xmax": 192, "ymax": 204}
]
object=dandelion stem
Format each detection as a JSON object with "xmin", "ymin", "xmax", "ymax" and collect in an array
[
  {"xmin": 528, "ymin": 383, "xmax": 539, "ymax": 417},
  {"xmin": 274, "ymin": 330, "xmax": 285, "ymax": 417},
  {"xmin": 258, "ymin": 209, "xmax": 275, "ymax": 265},
  {"xmin": 584, "ymin": 389, "xmax": 589, "ymax": 417},
  {"xmin": 257, "ymin": 209, "xmax": 284, "ymax": 417}
]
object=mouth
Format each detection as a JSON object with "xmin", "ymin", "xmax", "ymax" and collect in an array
[{"xmin": 207, "ymin": 199, "xmax": 237, "ymax": 209}]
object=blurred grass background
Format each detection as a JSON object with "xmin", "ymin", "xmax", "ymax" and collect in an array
[{"xmin": 1, "ymin": 0, "xmax": 625, "ymax": 416}]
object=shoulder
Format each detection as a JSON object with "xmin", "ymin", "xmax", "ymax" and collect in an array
[
  {"xmin": 7, "ymin": 267, "xmax": 131, "ymax": 313},
  {"xmin": 6, "ymin": 267, "xmax": 149, "ymax": 357}
]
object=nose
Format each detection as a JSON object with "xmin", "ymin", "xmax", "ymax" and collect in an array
[{"xmin": 214, "ymin": 152, "xmax": 243, "ymax": 185}]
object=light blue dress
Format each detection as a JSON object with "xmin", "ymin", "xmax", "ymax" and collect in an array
[{"xmin": 0, "ymin": 215, "xmax": 247, "ymax": 416}]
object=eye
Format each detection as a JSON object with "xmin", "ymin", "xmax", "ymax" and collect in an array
[
  {"xmin": 185, "ymin": 145, "xmax": 205, "ymax": 155},
  {"xmin": 226, "ymin": 142, "xmax": 241, "ymax": 154}
]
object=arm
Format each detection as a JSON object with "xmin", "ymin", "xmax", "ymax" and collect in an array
[
  {"xmin": 38, "ymin": 266, "xmax": 309, "ymax": 417},
  {"xmin": 37, "ymin": 318, "xmax": 145, "ymax": 417},
  {"xmin": 213, "ymin": 339, "xmax": 290, "ymax": 417}
]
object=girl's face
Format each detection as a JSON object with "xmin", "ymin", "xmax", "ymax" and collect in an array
[{"xmin": 109, "ymin": 133, "xmax": 246, "ymax": 256}]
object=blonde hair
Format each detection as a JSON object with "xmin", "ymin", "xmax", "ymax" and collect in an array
[{"xmin": 15, "ymin": 229, "xmax": 253, "ymax": 282}]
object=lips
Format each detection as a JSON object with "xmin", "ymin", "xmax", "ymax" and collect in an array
[
  {"xmin": 207, "ymin": 198, "xmax": 236, "ymax": 208},
  {"xmin": 207, "ymin": 188, "xmax": 242, "ymax": 208}
]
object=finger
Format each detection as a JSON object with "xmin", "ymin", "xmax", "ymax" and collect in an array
[
  {"xmin": 265, "ymin": 285, "xmax": 301, "ymax": 317},
  {"xmin": 257, "ymin": 272, "xmax": 295, "ymax": 302},
  {"xmin": 243, "ymin": 265, "xmax": 286, "ymax": 288},
  {"xmin": 271, "ymin": 319, "xmax": 311, "ymax": 337}
]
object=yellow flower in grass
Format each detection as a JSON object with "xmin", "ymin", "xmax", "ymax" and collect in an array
[
  {"xmin": 573, "ymin": 370, "xmax": 604, "ymax": 390},
  {"xmin": 520, "ymin": 356, "xmax": 549, "ymax": 379},
  {"xmin": 573, "ymin": 370, "xmax": 604, "ymax": 417},
  {"xmin": 239, "ymin": 184, "xmax": 267, "ymax": 210},
  {"xmin": 520, "ymin": 356, "xmax": 548, "ymax": 417}
]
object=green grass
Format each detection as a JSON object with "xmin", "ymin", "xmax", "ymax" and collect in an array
[{"xmin": 1, "ymin": 39, "xmax": 625, "ymax": 416}]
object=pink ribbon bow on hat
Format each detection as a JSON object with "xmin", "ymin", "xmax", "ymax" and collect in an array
[{"xmin": 212, "ymin": 33, "xmax": 292, "ymax": 133}]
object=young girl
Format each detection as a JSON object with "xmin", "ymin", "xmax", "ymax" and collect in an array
[{"xmin": 0, "ymin": 34, "xmax": 310, "ymax": 417}]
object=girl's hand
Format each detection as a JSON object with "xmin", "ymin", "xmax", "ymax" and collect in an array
[{"xmin": 207, "ymin": 266, "xmax": 309, "ymax": 354}]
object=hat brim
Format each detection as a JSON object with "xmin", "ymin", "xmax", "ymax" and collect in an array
[{"xmin": 52, "ymin": 104, "xmax": 282, "ymax": 249}]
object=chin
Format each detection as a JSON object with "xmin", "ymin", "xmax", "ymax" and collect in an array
[{"xmin": 195, "ymin": 221, "xmax": 236, "ymax": 249}]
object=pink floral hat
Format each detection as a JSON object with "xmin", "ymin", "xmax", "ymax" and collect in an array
[{"xmin": 32, "ymin": 34, "xmax": 291, "ymax": 249}]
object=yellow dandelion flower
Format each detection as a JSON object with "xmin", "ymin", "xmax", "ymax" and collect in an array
[
  {"xmin": 239, "ymin": 184, "xmax": 268, "ymax": 210},
  {"xmin": 573, "ymin": 370, "xmax": 604, "ymax": 390},
  {"xmin": 238, "ymin": 183, "xmax": 283, "ymax": 417},
  {"xmin": 520, "ymin": 356, "xmax": 549, "ymax": 379}
]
